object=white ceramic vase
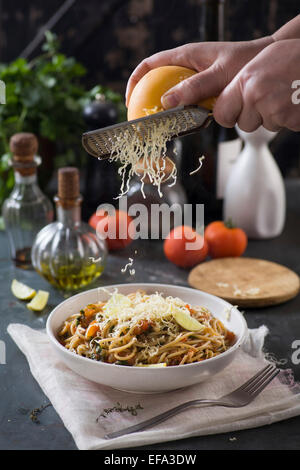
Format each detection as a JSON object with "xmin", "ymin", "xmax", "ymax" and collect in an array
[{"xmin": 223, "ymin": 125, "xmax": 286, "ymax": 239}]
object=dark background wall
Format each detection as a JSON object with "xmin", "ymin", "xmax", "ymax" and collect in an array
[
  {"xmin": 0, "ymin": 0, "xmax": 299, "ymax": 204},
  {"xmin": 1, "ymin": 0, "xmax": 299, "ymax": 95}
]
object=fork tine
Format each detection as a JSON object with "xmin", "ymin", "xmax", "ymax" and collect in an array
[
  {"xmin": 234, "ymin": 364, "xmax": 274, "ymax": 393},
  {"xmin": 248, "ymin": 368, "xmax": 280, "ymax": 397},
  {"xmin": 245, "ymin": 365, "xmax": 277, "ymax": 393}
]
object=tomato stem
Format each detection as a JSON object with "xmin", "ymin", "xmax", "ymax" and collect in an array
[{"xmin": 224, "ymin": 218, "xmax": 236, "ymax": 229}]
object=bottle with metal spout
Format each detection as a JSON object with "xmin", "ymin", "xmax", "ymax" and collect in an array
[
  {"xmin": 31, "ymin": 167, "xmax": 107, "ymax": 295},
  {"xmin": 2, "ymin": 133, "xmax": 54, "ymax": 268}
]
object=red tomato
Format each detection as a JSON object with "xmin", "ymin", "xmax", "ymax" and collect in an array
[
  {"xmin": 204, "ymin": 220, "xmax": 247, "ymax": 258},
  {"xmin": 89, "ymin": 209, "xmax": 135, "ymax": 251},
  {"xmin": 164, "ymin": 225, "xmax": 208, "ymax": 268}
]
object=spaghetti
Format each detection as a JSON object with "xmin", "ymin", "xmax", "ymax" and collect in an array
[{"xmin": 58, "ymin": 290, "xmax": 235, "ymax": 367}]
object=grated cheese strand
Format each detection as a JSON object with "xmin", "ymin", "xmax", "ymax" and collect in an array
[
  {"xmin": 108, "ymin": 116, "xmax": 182, "ymax": 198},
  {"xmin": 189, "ymin": 155, "xmax": 205, "ymax": 176}
]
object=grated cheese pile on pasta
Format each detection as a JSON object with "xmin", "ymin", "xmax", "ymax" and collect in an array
[{"xmin": 58, "ymin": 290, "xmax": 235, "ymax": 367}]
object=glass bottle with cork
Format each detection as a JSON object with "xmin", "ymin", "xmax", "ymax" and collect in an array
[
  {"xmin": 31, "ymin": 167, "xmax": 107, "ymax": 295},
  {"xmin": 2, "ymin": 132, "xmax": 54, "ymax": 269}
]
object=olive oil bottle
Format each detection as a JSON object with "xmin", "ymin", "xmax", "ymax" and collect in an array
[{"xmin": 31, "ymin": 167, "xmax": 107, "ymax": 295}]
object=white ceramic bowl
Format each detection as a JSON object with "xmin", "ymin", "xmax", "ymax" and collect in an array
[{"xmin": 46, "ymin": 283, "xmax": 247, "ymax": 393}]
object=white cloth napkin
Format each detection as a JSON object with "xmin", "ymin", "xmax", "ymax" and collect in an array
[{"xmin": 7, "ymin": 323, "xmax": 300, "ymax": 450}]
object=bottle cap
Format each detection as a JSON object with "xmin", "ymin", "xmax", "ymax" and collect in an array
[
  {"xmin": 10, "ymin": 133, "xmax": 39, "ymax": 176},
  {"xmin": 57, "ymin": 167, "xmax": 81, "ymax": 207}
]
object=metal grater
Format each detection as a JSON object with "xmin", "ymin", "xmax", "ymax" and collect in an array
[{"xmin": 82, "ymin": 105, "xmax": 212, "ymax": 160}]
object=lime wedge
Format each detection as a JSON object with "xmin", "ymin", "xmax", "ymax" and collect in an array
[
  {"xmin": 27, "ymin": 290, "xmax": 49, "ymax": 311},
  {"xmin": 137, "ymin": 363, "xmax": 167, "ymax": 368},
  {"xmin": 11, "ymin": 279, "xmax": 36, "ymax": 301},
  {"xmin": 173, "ymin": 308, "xmax": 205, "ymax": 332}
]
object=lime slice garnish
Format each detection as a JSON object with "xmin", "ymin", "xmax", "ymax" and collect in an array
[
  {"xmin": 173, "ymin": 308, "xmax": 205, "ymax": 332},
  {"xmin": 11, "ymin": 279, "xmax": 36, "ymax": 300},
  {"xmin": 27, "ymin": 290, "xmax": 49, "ymax": 311}
]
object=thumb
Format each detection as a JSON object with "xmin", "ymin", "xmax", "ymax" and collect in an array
[{"xmin": 161, "ymin": 65, "xmax": 225, "ymax": 109}]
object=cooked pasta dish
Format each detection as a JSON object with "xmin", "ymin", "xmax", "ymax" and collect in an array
[{"xmin": 58, "ymin": 290, "xmax": 235, "ymax": 367}]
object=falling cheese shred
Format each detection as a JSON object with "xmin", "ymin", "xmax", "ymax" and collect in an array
[
  {"xmin": 121, "ymin": 258, "xmax": 134, "ymax": 274},
  {"xmin": 108, "ymin": 116, "xmax": 185, "ymax": 198},
  {"xmin": 190, "ymin": 155, "xmax": 205, "ymax": 176}
]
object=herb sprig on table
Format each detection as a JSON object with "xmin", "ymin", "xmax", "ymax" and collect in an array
[
  {"xmin": 17, "ymin": 403, "xmax": 52, "ymax": 424},
  {"xmin": 96, "ymin": 402, "xmax": 144, "ymax": 422},
  {"xmin": 30, "ymin": 403, "xmax": 52, "ymax": 424}
]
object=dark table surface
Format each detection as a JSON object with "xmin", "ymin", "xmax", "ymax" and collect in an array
[{"xmin": 1, "ymin": 179, "xmax": 300, "ymax": 451}]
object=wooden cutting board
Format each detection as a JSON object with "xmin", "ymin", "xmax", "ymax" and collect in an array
[{"xmin": 188, "ymin": 257, "xmax": 300, "ymax": 308}]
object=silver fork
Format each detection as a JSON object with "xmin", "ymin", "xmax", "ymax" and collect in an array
[{"xmin": 105, "ymin": 364, "xmax": 279, "ymax": 440}]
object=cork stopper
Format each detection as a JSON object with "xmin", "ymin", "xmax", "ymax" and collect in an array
[
  {"xmin": 10, "ymin": 133, "xmax": 39, "ymax": 176},
  {"xmin": 56, "ymin": 167, "xmax": 81, "ymax": 208}
]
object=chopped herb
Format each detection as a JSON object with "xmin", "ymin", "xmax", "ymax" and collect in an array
[
  {"xmin": 91, "ymin": 338, "xmax": 102, "ymax": 352},
  {"xmin": 89, "ymin": 339, "xmax": 103, "ymax": 361},
  {"xmin": 115, "ymin": 360, "xmax": 128, "ymax": 366},
  {"xmin": 90, "ymin": 353, "xmax": 101, "ymax": 361},
  {"xmin": 96, "ymin": 402, "xmax": 144, "ymax": 422},
  {"xmin": 76, "ymin": 313, "xmax": 84, "ymax": 326}
]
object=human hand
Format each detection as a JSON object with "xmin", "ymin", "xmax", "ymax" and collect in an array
[
  {"xmin": 213, "ymin": 39, "xmax": 300, "ymax": 132},
  {"xmin": 125, "ymin": 37, "xmax": 273, "ymax": 108}
]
